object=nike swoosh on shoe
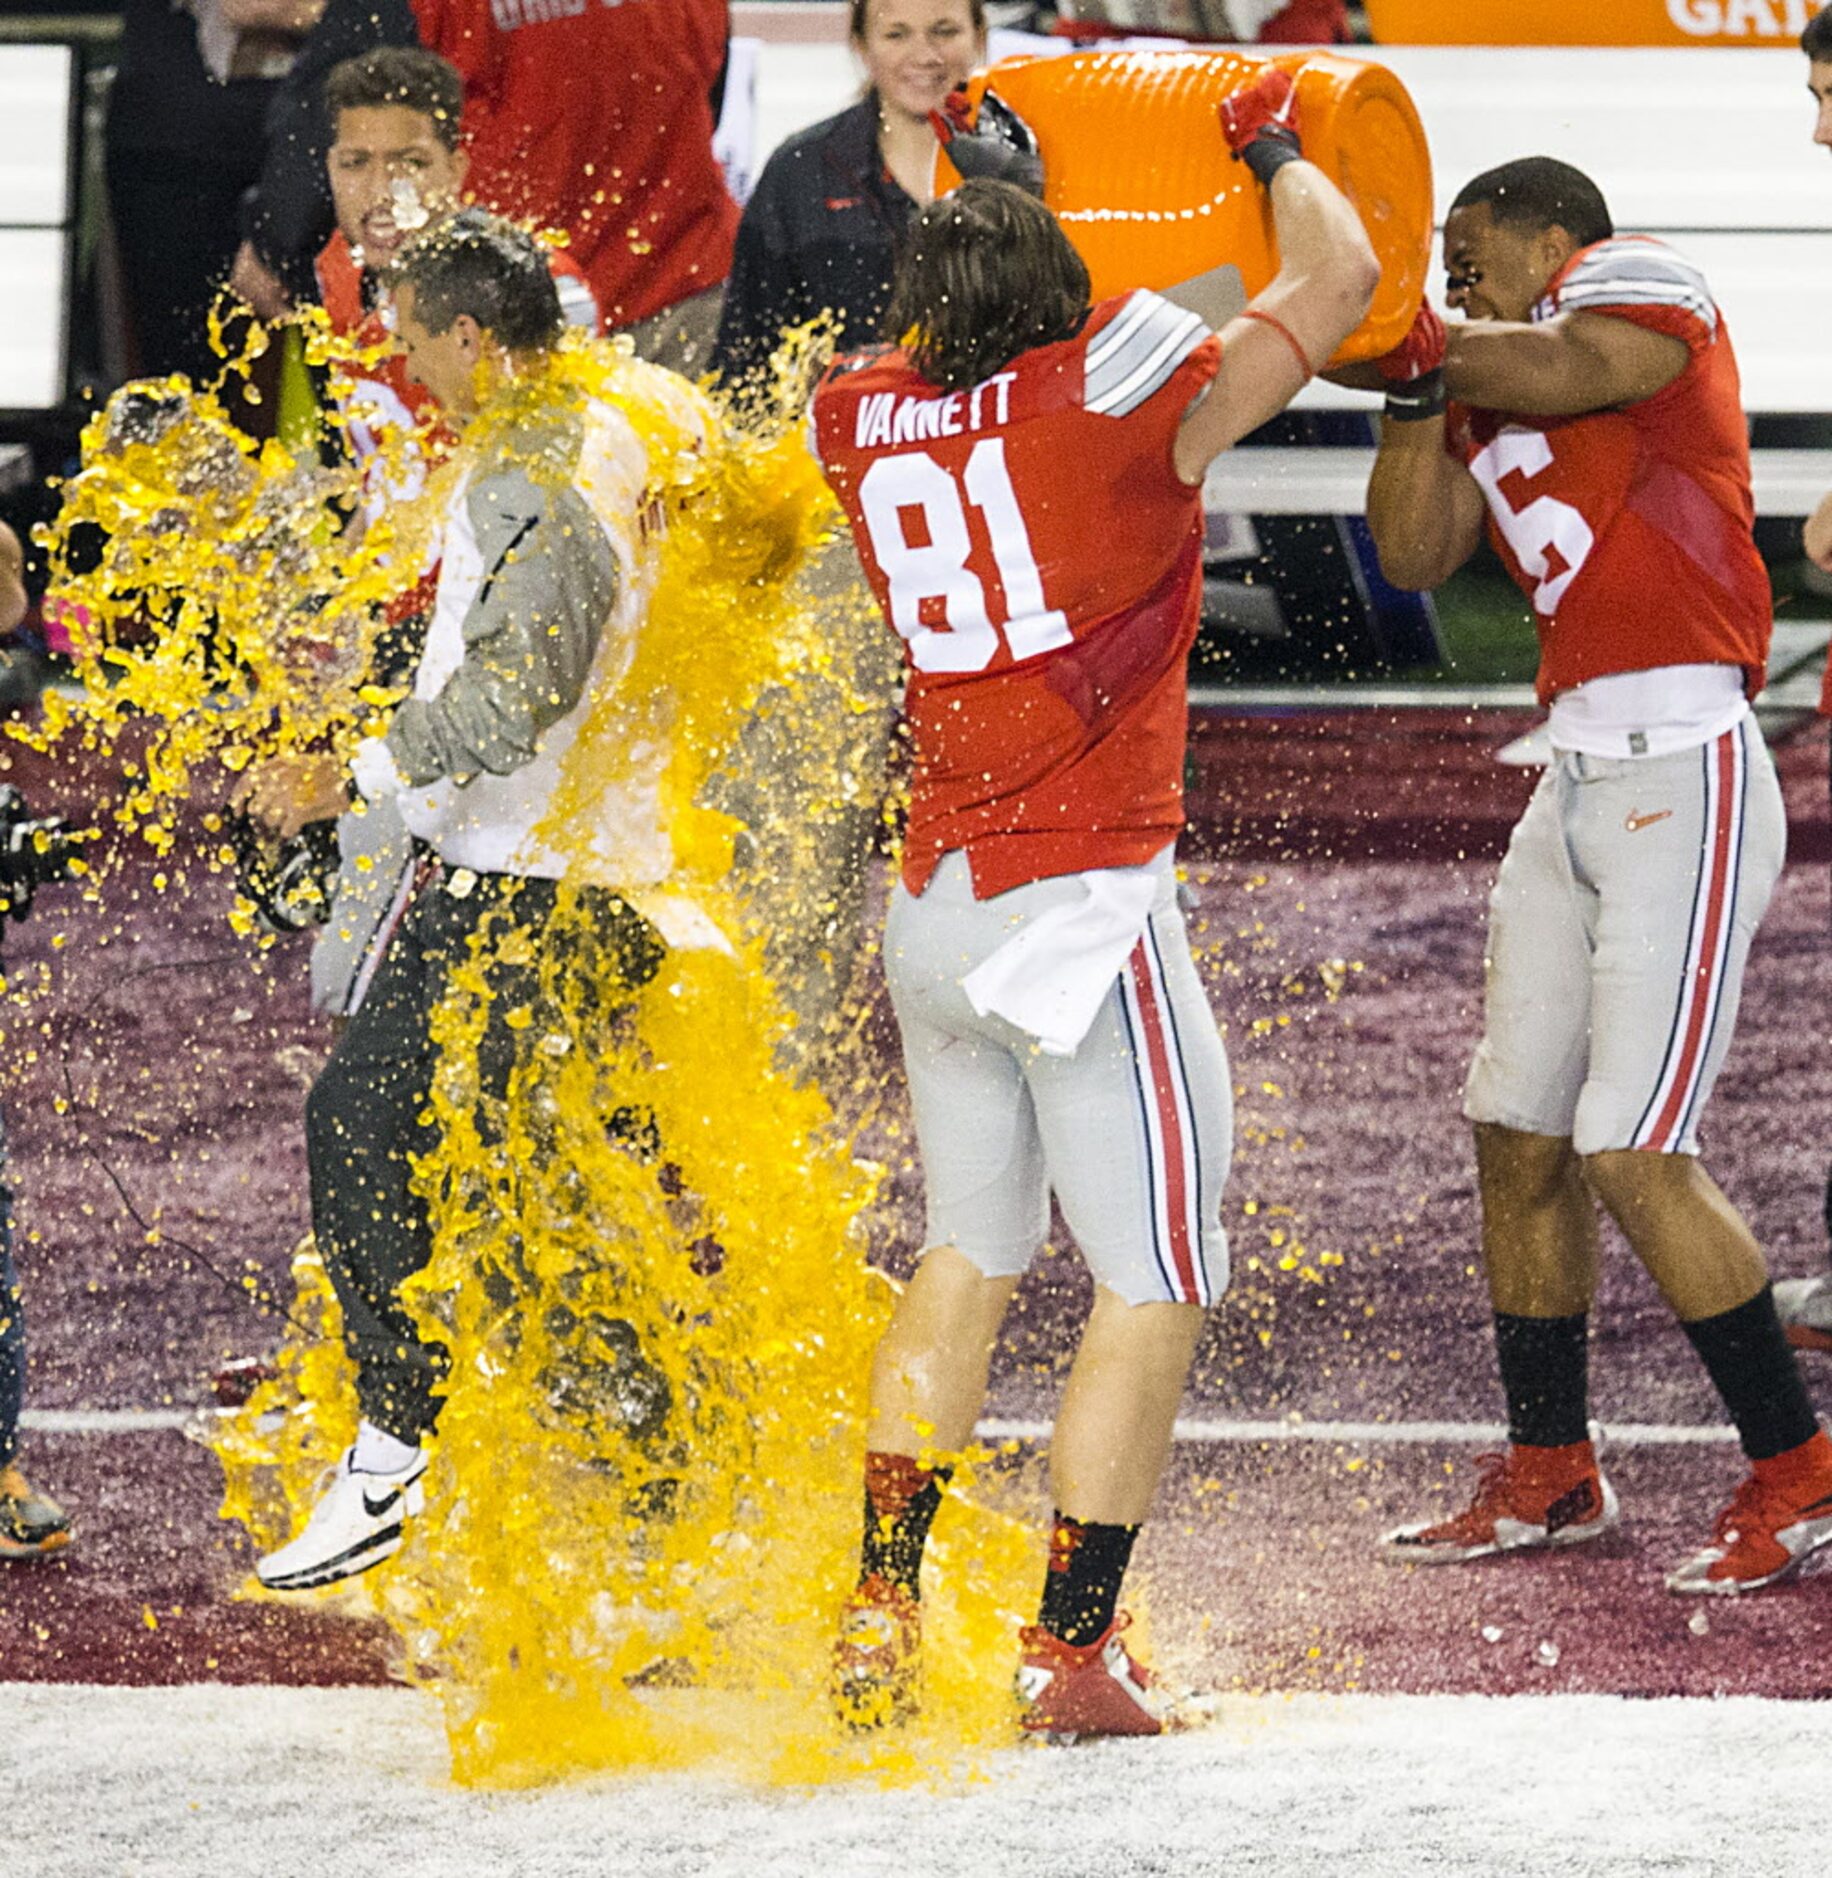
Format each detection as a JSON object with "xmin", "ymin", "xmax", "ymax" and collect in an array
[
  {"xmin": 260, "ymin": 1522, "xmax": 403, "ymax": 1590},
  {"xmin": 1544, "ymin": 1480, "xmax": 1601, "ymax": 1534}
]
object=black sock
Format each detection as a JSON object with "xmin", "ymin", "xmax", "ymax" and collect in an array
[
  {"xmin": 1037, "ymin": 1514, "xmax": 1139, "ymax": 1647},
  {"xmin": 860, "ymin": 1451, "xmax": 950, "ymax": 1597},
  {"xmin": 1493, "ymin": 1312, "xmax": 1591, "ymax": 1449},
  {"xmin": 1682, "ymin": 1286, "xmax": 1820, "ymax": 1462}
]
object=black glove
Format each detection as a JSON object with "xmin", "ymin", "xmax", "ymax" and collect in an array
[{"xmin": 930, "ymin": 89, "xmax": 1045, "ymax": 199}]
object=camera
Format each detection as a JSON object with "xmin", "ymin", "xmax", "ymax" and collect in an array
[
  {"xmin": 0, "ymin": 784, "xmax": 79, "ymax": 922},
  {"xmin": 224, "ymin": 810, "xmax": 341, "ymax": 934}
]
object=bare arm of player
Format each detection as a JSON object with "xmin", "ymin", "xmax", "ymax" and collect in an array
[
  {"xmin": 1442, "ymin": 310, "xmax": 1689, "ymax": 418},
  {"xmin": 1365, "ymin": 417, "xmax": 1487, "ymax": 592},
  {"xmin": 1804, "ymin": 489, "xmax": 1832, "ymax": 573},
  {"xmin": 1171, "ymin": 162, "xmax": 1379, "ymax": 485}
]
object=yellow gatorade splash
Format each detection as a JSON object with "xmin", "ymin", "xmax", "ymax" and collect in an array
[
  {"xmin": 83, "ymin": 321, "xmax": 1050, "ymax": 1785},
  {"xmin": 19, "ymin": 299, "xmax": 1360, "ymax": 1777},
  {"xmin": 14, "ymin": 311, "xmax": 434, "ymax": 902}
]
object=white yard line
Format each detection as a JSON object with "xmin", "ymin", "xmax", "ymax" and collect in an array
[
  {"xmin": 983, "ymin": 1415, "xmax": 1741, "ymax": 1447},
  {"xmin": 21, "ymin": 1407, "xmax": 194, "ymax": 1434},
  {"xmin": 24, "ymin": 1406, "xmax": 1740, "ymax": 1446}
]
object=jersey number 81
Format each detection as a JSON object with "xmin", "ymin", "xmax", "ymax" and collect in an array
[{"xmin": 857, "ymin": 439, "xmax": 1073, "ymax": 674}]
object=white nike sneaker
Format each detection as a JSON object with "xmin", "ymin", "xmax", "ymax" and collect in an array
[
  {"xmin": 255, "ymin": 1447, "xmax": 427, "ymax": 1592},
  {"xmin": 1774, "ymin": 1275, "xmax": 1832, "ymax": 1355}
]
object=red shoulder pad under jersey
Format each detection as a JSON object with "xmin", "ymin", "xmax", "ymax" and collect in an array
[
  {"xmin": 812, "ymin": 291, "xmax": 1217, "ymax": 482},
  {"xmin": 1537, "ymin": 236, "xmax": 1719, "ymax": 358}
]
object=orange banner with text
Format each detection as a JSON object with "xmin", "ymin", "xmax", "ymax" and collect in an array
[{"xmin": 1365, "ymin": 0, "xmax": 1816, "ymax": 48}]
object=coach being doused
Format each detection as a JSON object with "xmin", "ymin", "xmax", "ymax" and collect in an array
[{"xmin": 237, "ymin": 213, "xmax": 707, "ymax": 1593}]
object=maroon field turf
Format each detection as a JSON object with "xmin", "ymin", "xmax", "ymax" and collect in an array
[{"xmin": 2, "ymin": 708, "xmax": 1828, "ymax": 1695}]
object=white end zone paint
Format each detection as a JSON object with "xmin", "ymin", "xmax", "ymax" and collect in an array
[{"xmin": 3, "ymin": 1682, "xmax": 1826, "ymax": 1876}]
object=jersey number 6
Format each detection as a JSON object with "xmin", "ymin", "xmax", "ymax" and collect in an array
[
  {"xmin": 1468, "ymin": 428, "xmax": 1595, "ymax": 615},
  {"xmin": 857, "ymin": 440, "xmax": 1073, "ymax": 674}
]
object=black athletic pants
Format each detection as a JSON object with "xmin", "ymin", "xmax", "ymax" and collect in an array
[{"xmin": 305, "ymin": 863, "xmax": 663, "ymax": 1442}]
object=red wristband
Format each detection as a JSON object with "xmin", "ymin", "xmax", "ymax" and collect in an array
[{"xmin": 1239, "ymin": 306, "xmax": 1314, "ymax": 382}]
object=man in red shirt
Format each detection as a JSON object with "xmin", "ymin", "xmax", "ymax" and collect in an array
[
  {"xmin": 411, "ymin": 0, "xmax": 734, "ymax": 360},
  {"xmin": 1364, "ymin": 156, "xmax": 1832, "ymax": 1596},
  {"xmin": 315, "ymin": 45, "xmax": 596, "ymax": 487},
  {"xmin": 236, "ymin": 0, "xmax": 736, "ymax": 370},
  {"xmin": 813, "ymin": 74, "xmax": 1377, "ymax": 1737}
]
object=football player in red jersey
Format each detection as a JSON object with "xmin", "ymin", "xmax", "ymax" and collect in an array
[
  {"xmin": 1785, "ymin": 3, "xmax": 1832, "ymax": 1354},
  {"xmin": 1363, "ymin": 157, "xmax": 1832, "ymax": 1595},
  {"xmin": 316, "ymin": 46, "xmax": 597, "ymax": 495},
  {"xmin": 812, "ymin": 72, "xmax": 1378, "ymax": 1737}
]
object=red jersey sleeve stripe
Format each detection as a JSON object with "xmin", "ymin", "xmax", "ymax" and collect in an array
[
  {"xmin": 1550, "ymin": 241, "xmax": 1717, "ymax": 334},
  {"xmin": 1086, "ymin": 293, "xmax": 1209, "ymax": 418}
]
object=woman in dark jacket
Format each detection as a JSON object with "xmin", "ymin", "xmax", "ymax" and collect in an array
[{"xmin": 711, "ymin": 0, "xmax": 985, "ymax": 398}]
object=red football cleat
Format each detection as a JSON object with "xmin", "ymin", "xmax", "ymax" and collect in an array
[
  {"xmin": 211, "ymin": 1355, "xmax": 280, "ymax": 1409},
  {"xmin": 1017, "ymin": 1612, "xmax": 1163, "ymax": 1742},
  {"xmin": 831, "ymin": 1574, "xmax": 921, "ymax": 1730},
  {"xmin": 1380, "ymin": 1440, "xmax": 1618, "ymax": 1565},
  {"xmin": 1666, "ymin": 1431, "xmax": 1832, "ymax": 1595}
]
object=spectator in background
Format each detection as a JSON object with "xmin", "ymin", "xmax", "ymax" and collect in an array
[
  {"xmin": 711, "ymin": 0, "xmax": 985, "ymax": 401},
  {"xmin": 106, "ymin": 0, "xmax": 324, "ymax": 383},
  {"xmin": 0, "ymin": 519, "xmax": 73, "ymax": 1563},
  {"xmin": 232, "ymin": 0, "xmax": 737, "ymax": 372}
]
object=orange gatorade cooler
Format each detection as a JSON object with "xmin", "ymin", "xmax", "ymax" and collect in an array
[
  {"xmin": 941, "ymin": 49, "xmax": 1432, "ymax": 365},
  {"xmin": 1365, "ymin": 0, "xmax": 1813, "ymax": 47}
]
